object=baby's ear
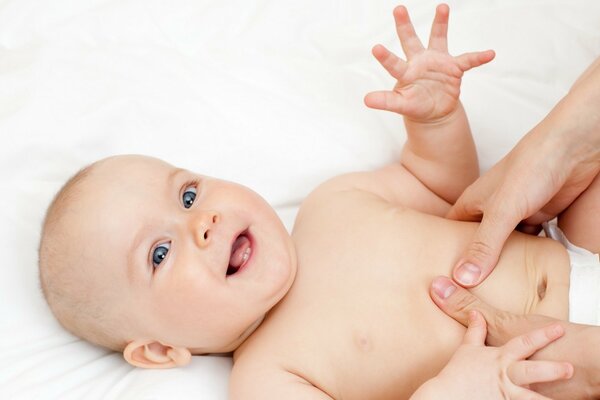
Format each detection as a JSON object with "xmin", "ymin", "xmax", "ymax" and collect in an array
[{"xmin": 123, "ymin": 339, "xmax": 191, "ymax": 369}]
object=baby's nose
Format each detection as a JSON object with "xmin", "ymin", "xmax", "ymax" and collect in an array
[{"xmin": 191, "ymin": 210, "xmax": 221, "ymax": 248}]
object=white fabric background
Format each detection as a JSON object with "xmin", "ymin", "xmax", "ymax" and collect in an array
[{"xmin": 0, "ymin": 0, "xmax": 598, "ymax": 398}]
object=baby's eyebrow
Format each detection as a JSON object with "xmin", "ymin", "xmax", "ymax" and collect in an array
[{"xmin": 167, "ymin": 168, "xmax": 185, "ymax": 188}]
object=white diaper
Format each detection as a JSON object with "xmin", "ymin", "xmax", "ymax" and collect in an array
[{"xmin": 543, "ymin": 222, "xmax": 600, "ymax": 326}]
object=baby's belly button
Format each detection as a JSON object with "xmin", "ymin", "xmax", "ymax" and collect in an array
[
  {"xmin": 530, "ymin": 248, "xmax": 571, "ymax": 319},
  {"xmin": 537, "ymin": 276, "xmax": 547, "ymax": 300}
]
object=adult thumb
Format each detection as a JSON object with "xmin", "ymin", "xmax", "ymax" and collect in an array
[
  {"xmin": 430, "ymin": 276, "xmax": 503, "ymax": 347},
  {"xmin": 452, "ymin": 211, "xmax": 517, "ymax": 287}
]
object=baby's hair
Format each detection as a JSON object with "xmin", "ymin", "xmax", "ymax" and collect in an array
[{"xmin": 38, "ymin": 162, "xmax": 127, "ymax": 352}]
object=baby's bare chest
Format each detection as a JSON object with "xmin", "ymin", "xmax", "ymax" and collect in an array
[
  {"xmin": 244, "ymin": 206, "xmax": 468, "ymax": 399},
  {"xmin": 235, "ymin": 196, "xmax": 567, "ymax": 399}
]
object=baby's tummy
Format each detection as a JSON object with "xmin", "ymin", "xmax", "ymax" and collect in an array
[{"xmin": 443, "ymin": 219, "xmax": 570, "ymax": 320}]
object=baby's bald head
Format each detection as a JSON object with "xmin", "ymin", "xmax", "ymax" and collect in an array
[
  {"xmin": 38, "ymin": 160, "xmax": 132, "ymax": 351},
  {"xmin": 37, "ymin": 154, "xmax": 297, "ymax": 364}
]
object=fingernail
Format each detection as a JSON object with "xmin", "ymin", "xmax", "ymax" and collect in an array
[
  {"xmin": 432, "ymin": 277, "xmax": 457, "ymax": 299},
  {"xmin": 564, "ymin": 363, "xmax": 574, "ymax": 379},
  {"xmin": 456, "ymin": 263, "xmax": 481, "ymax": 286}
]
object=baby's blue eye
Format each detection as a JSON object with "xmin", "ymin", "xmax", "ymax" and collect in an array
[
  {"xmin": 182, "ymin": 186, "xmax": 197, "ymax": 209},
  {"xmin": 152, "ymin": 243, "xmax": 170, "ymax": 267}
]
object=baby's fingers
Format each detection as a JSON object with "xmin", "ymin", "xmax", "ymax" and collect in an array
[
  {"xmin": 455, "ymin": 50, "xmax": 495, "ymax": 72},
  {"xmin": 393, "ymin": 5, "xmax": 424, "ymax": 58},
  {"xmin": 504, "ymin": 323, "xmax": 565, "ymax": 360},
  {"xmin": 428, "ymin": 3, "xmax": 449, "ymax": 52},
  {"xmin": 508, "ymin": 360, "xmax": 574, "ymax": 386},
  {"xmin": 461, "ymin": 310, "xmax": 487, "ymax": 346},
  {"xmin": 364, "ymin": 90, "xmax": 408, "ymax": 114},
  {"xmin": 371, "ymin": 44, "xmax": 408, "ymax": 80}
]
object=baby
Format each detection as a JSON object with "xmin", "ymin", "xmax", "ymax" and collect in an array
[{"xmin": 38, "ymin": 4, "xmax": 599, "ymax": 400}]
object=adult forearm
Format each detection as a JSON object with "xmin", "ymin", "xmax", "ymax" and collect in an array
[
  {"xmin": 537, "ymin": 56, "xmax": 600, "ymax": 169},
  {"xmin": 579, "ymin": 325, "xmax": 600, "ymax": 398}
]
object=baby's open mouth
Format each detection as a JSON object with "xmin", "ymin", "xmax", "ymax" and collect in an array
[{"xmin": 227, "ymin": 230, "xmax": 252, "ymax": 276}]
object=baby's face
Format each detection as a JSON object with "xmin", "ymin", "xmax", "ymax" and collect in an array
[{"xmin": 74, "ymin": 155, "xmax": 296, "ymax": 354}]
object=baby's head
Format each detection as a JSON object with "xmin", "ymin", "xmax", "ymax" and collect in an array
[{"xmin": 38, "ymin": 155, "xmax": 296, "ymax": 368}]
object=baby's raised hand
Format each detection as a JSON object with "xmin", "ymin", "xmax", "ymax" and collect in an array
[{"xmin": 365, "ymin": 4, "xmax": 494, "ymax": 122}]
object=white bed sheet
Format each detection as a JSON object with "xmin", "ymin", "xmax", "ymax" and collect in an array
[{"xmin": 1, "ymin": 0, "xmax": 598, "ymax": 398}]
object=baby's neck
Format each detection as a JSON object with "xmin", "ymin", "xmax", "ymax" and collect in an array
[
  {"xmin": 193, "ymin": 315, "xmax": 266, "ymax": 356},
  {"xmin": 236, "ymin": 315, "xmax": 266, "ymax": 346}
]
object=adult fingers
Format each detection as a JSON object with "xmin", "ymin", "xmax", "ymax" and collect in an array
[
  {"xmin": 449, "ymin": 155, "xmax": 564, "ymax": 287},
  {"xmin": 452, "ymin": 207, "xmax": 519, "ymax": 287},
  {"xmin": 430, "ymin": 276, "xmax": 530, "ymax": 347},
  {"xmin": 430, "ymin": 276, "xmax": 499, "ymax": 328},
  {"xmin": 445, "ymin": 163, "xmax": 505, "ymax": 222},
  {"xmin": 445, "ymin": 191, "xmax": 483, "ymax": 222},
  {"xmin": 445, "ymin": 202, "xmax": 482, "ymax": 222},
  {"xmin": 508, "ymin": 360, "xmax": 574, "ymax": 387},
  {"xmin": 516, "ymin": 222, "xmax": 543, "ymax": 236}
]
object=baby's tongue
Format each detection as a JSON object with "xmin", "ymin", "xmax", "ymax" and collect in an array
[{"xmin": 229, "ymin": 235, "xmax": 251, "ymax": 267}]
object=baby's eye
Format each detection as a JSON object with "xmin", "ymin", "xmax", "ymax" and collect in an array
[
  {"xmin": 182, "ymin": 185, "xmax": 197, "ymax": 209},
  {"xmin": 152, "ymin": 243, "xmax": 170, "ymax": 267}
]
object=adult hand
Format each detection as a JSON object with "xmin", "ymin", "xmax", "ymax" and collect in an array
[
  {"xmin": 447, "ymin": 57, "xmax": 600, "ymax": 287},
  {"xmin": 411, "ymin": 309, "xmax": 572, "ymax": 400},
  {"xmin": 430, "ymin": 276, "xmax": 600, "ymax": 399}
]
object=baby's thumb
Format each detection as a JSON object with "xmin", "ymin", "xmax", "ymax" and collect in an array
[
  {"xmin": 462, "ymin": 310, "xmax": 487, "ymax": 346},
  {"xmin": 452, "ymin": 212, "xmax": 516, "ymax": 287}
]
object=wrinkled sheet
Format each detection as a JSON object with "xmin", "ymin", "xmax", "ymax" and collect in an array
[{"xmin": 1, "ymin": 0, "xmax": 599, "ymax": 398}]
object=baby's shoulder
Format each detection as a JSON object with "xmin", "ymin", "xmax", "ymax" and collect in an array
[
  {"xmin": 304, "ymin": 171, "xmax": 387, "ymax": 205},
  {"xmin": 297, "ymin": 164, "xmax": 450, "ymax": 223},
  {"xmin": 294, "ymin": 171, "xmax": 396, "ymax": 228}
]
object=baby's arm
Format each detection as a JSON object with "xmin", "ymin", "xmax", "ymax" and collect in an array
[{"xmin": 365, "ymin": 4, "xmax": 494, "ymax": 204}]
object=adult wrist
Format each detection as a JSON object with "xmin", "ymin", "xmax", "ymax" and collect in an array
[
  {"xmin": 534, "ymin": 94, "xmax": 600, "ymax": 174},
  {"xmin": 554, "ymin": 82, "xmax": 600, "ymax": 165},
  {"xmin": 562, "ymin": 324, "xmax": 600, "ymax": 399}
]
